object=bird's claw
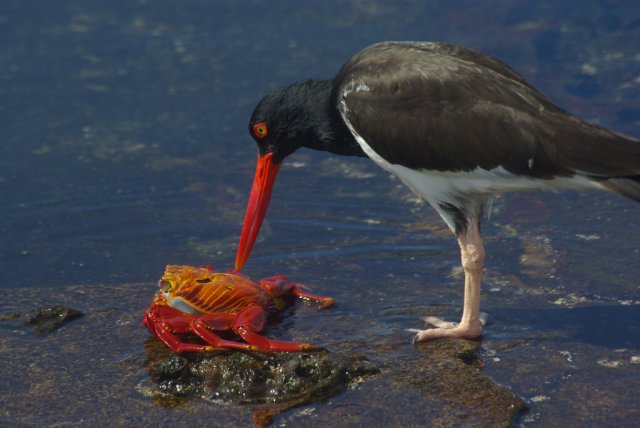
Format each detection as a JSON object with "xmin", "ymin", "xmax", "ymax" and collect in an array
[{"xmin": 408, "ymin": 312, "xmax": 488, "ymax": 342}]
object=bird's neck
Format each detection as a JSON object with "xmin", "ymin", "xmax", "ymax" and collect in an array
[{"xmin": 298, "ymin": 79, "xmax": 366, "ymax": 158}]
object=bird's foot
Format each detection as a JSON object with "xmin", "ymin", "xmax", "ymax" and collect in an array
[{"xmin": 408, "ymin": 312, "xmax": 488, "ymax": 342}]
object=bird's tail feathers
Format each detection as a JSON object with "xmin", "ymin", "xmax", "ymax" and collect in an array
[{"xmin": 598, "ymin": 176, "xmax": 640, "ymax": 202}]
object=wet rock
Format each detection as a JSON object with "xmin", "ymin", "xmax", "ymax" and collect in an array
[
  {"xmin": 407, "ymin": 339, "xmax": 526, "ymax": 425},
  {"xmin": 0, "ymin": 312, "xmax": 21, "ymax": 321},
  {"xmin": 139, "ymin": 341, "xmax": 379, "ymax": 408},
  {"xmin": 25, "ymin": 306, "xmax": 84, "ymax": 333},
  {"xmin": 149, "ymin": 355, "xmax": 189, "ymax": 381}
]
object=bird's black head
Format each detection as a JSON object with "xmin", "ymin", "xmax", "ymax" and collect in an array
[
  {"xmin": 248, "ymin": 79, "xmax": 353, "ymax": 164},
  {"xmin": 249, "ymin": 87, "xmax": 301, "ymax": 164}
]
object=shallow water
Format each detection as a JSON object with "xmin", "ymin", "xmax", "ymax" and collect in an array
[{"xmin": 1, "ymin": 0, "xmax": 639, "ymax": 426}]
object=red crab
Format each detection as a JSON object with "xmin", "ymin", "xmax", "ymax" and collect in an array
[{"xmin": 142, "ymin": 265, "xmax": 334, "ymax": 352}]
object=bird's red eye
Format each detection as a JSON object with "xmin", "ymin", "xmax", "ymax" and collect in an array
[{"xmin": 253, "ymin": 122, "xmax": 268, "ymax": 139}]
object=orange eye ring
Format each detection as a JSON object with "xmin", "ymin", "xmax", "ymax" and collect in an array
[{"xmin": 252, "ymin": 122, "xmax": 268, "ymax": 139}]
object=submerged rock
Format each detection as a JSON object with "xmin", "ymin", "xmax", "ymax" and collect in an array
[
  {"xmin": 25, "ymin": 306, "xmax": 84, "ymax": 333},
  {"xmin": 139, "ymin": 340, "xmax": 379, "ymax": 407},
  {"xmin": 408, "ymin": 339, "xmax": 526, "ymax": 425},
  {"xmin": 0, "ymin": 312, "xmax": 21, "ymax": 320}
]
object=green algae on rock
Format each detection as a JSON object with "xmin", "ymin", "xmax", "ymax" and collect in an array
[{"xmin": 138, "ymin": 340, "xmax": 379, "ymax": 407}]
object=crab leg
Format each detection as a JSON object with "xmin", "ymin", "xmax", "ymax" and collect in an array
[
  {"xmin": 150, "ymin": 320, "xmax": 216, "ymax": 352},
  {"xmin": 289, "ymin": 284, "xmax": 335, "ymax": 308},
  {"xmin": 190, "ymin": 318, "xmax": 255, "ymax": 351},
  {"xmin": 233, "ymin": 306, "xmax": 322, "ymax": 351},
  {"xmin": 235, "ymin": 326, "xmax": 322, "ymax": 351},
  {"xmin": 260, "ymin": 276, "xmax": 335, "ymax": 308}
]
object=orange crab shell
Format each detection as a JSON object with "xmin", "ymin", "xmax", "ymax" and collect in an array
[{"xmin": 158, "ymin": 265, "xmax": 272, "ymax": 314}]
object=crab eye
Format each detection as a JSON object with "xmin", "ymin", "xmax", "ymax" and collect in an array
[
  {"xmin": 158, "ymin": 279, "xmax": 170, "ymax": 292},
  {"xmin": 252, "ymin": 122, "xmax": 268, "ymax": 139}
]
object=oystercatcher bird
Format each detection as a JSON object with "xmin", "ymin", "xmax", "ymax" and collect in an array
[{"xmin": 235, "ymin": 41, "xmax": 640, "ymax": 341}]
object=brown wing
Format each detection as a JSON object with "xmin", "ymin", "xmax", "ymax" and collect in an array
[{"xmin": 334, "ymin": 41, "xmax": 640, "ymax": 178}]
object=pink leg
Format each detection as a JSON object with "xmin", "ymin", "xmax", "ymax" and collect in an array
[{"xmin": 411, "ymin": 220, "xmax": 486, "ymax": 341}]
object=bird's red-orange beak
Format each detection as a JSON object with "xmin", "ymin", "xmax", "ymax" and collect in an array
[{"xmin": 235, "ymin": 152, "xmax": 281, "ymax": 270}]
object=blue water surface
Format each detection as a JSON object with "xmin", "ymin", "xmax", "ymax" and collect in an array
[{"xmin": 1, "ymin": 0, "xmax": 638, "ymax": 289}]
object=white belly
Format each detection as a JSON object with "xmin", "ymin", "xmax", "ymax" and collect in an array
[{"xmin": 339, "ymin": 109, "xmax": 598, "ymax": 230}]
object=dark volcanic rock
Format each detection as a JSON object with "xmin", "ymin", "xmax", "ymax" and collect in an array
[
  {"xmin": 139, "ymin": 340, "xmax": 379, "ymax": 408},
  {"xmin": 408, "ymin": 339, "xmax": 526, "ymax": 426},
  {"xmin": 25, "ymin": 306, "xmax": 84, "ymax": 333}
]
